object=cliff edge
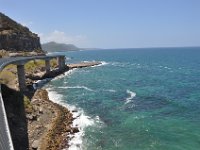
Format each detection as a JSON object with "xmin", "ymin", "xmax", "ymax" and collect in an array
[{"xmin": 0, "ymin": 12, "xmax": 42, "ymax": 52}]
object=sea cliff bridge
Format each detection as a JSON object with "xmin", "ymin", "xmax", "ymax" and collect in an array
[{"xmin": 0, "ymin": 55, "xmax": 66, "ymax": 150}]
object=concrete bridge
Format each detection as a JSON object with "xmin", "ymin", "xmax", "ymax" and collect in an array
[{"xmin": 0, "ymin": 55, "xmax": 66, "ymax": 150}]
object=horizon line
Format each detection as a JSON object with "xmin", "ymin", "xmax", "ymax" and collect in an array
[{"xmin": 81, "ymin": 46, "xmax": 200, "ymax": 50}]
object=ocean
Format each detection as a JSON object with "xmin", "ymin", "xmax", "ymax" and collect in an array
[{"xmin": 45, "ymin": 47, "xmax": 200, "ymax": 150}]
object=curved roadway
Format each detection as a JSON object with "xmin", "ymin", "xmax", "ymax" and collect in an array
[{"xmin": 0, "ymin": 55, "xmax": 64, "ymax": 150}]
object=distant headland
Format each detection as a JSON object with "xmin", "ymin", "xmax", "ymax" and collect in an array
[
  {"xmin": 42, "ymin": 41, "xmax": 80, "ymax": 52},
  {"xmin": 42, "ymin": 41, "xmax": 102, "ymax": 52}
]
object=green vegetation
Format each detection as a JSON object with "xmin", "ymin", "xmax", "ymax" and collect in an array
[
  {"xmin": 0, "ymin": 59, "xmax": 58, "ymax": 86},
  {"xmin": 25, "ymin": 60, "xmax": 45, "ymax": 72},
  {"xmin": 0, "ymin": 12, "xmax": 32, "ymax": 35},
  {"xmin": 24, "ymin": 95, "xmax": 33, "ymax": 113},
  {"xmin": 0, "ymin": 50, "xmax": 9, "ymax": 58},
  {"xmin": 25, "ymin": 59, "xmax": 58, "ymax": 73},
  {"xmin": 50, "ymin": 58, "xmax": 58, "ymax": 68},
  {"xmin": 0, "ymin": 64, "xmax": 17, "ymax": 85}
]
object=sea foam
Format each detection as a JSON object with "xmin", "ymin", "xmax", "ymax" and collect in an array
[
  {"xmin": 33, "ymin": 78, "xmax": 52, "ymax": 89},
  {"xmin": 51, "ymin": 68, "xmax": 77, "ymax": 81},
  {"xmin": 41, "ymin": 62, "xmax": 104, "ymax": 149},
  {"xmin": 125, "ymin": 90, "xmax": 136, "ymax": 104},
  {"xmin": 47, "ymin": 88, "xmax": 102, "ymax": 150},
  {"xmin": 58, "ymin": 86, "xmax": 94, "ymax": 92},
  {"xmin": 102, "ymin": 89, "xmax": 116, "ymax": 93},
  {"xmin": 91, "ymin": 61, "xmax": 109, "ymax": 67}
]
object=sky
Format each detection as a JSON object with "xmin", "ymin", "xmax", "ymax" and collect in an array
[{"xmin": 0, "ymin": 0, "xmax": 200, "ymax": 48}]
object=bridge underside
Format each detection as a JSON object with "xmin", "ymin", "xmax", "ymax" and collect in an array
[
  {"xmin": 1, "ymin": 55, "xmax": 66, "ymax": 92},
  {"xmin": 15, "ymin": 56, "xmax": 66, "ymax": 92},
  {"xmin": 0, "ymin": 55, "xmax": 66, "ymax": 150}
]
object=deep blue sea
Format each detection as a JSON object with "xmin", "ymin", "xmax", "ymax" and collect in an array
[{"xmin": 46, "ymin": 47, "xmax": 200, "ymax": 150}]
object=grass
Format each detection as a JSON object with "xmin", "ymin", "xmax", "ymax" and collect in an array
[
  {"xmin": 25, "ymin": 60, "xmax": 45, "ymax": 73},
  {"xmin": 0, "ymin": 59, "xmax": 58, "ymax": 86},
  {"xmin": 0, "ymin": 64, "xmax": 17, "ymax": 85},
  {"xmin": 50, "ymin": 58, "xmax": 58, "ymax": 68},
  {"xmin": 24, "ymin": 95, "xmax": 33, "ymax": 113},
  {"xmin": 25, "ymin": 59, "xmax": 58, "ymax": 73},
  {"xmin": 0, "ymin": 50, "xmax": 45, "ymax": 58},
  {"xmin": 0, "ymin": 50, "xmax": 9, "ymax": 58}
]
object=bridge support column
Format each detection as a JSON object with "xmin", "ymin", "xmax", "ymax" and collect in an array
[
  {"xmin": 17, "ymin": 65, "xmax": 26, "ymax": 92},
  {"xmin": 45, "ymin": 59, "xmax": 51, "ymax": 74},
  {"xmin": 57, "ymin": 56, "xmax": 65, "ymax": 70}
]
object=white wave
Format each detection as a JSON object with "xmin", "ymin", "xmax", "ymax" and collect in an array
[
  {"xmin": 58, "ymin": 86, "xmax": 94, "ymax": 92},
  {"xmin": 51, "ymin": 68, "xmax": 77, "ymax": 81},
  {"xmin": 91, "ymin": 61, "xmax": 109, "ymax": 67},
  {"xmin": 81, "ymin": 60, "xmax": 109, "ymax": 67},
  {"xmin": 110, "ymin": 62, "xmax": 123, "ymax": 67},
  {"xmin": 110, "ymin": 62, "xmax": 131, "ymax": 68},
  {"xmin": 100, "ymin": 61, "xmax": 109, "ymax": 66},
  {"xmin": 46, "ymin": 88, "xmax": 101, "ymax": 150},
  {"xmin": 65, "ymin": 68, "xmax": 77, "ymax": 76},
  {"xmin": 164, "ymin": 66, "xmax": 172, "ymax": 69},
  {"xmin": 158, "ymin": 66, "xmax": 172, "ymax": 70},
  {"xmin": 108, "ymin": 89, "xmax": 116, "ymax": 93},
  {"xmin": 68, "ymin": 110, "xmax": 95, "ymax": 150},
  {"xmin": 103, "ymin": 89, "xmax": 116, "ymax": 93},
  {"xmin": 82, "ymin": 61, "xmax": 90, "ymax": 63},
  {"xmin": 46, "ymin": 88, "xmax": 64, "ymax": 104},
  {"xmin": 33, "ymin": 69, "xmax": 77, "ymax": 89},
  {"xmin": 125, "ymin": 90, "xmax": 136, "ymax": 104},
  {"xmin": 33, "ymin": 78, "xmax": 52, "ymax": 89}
]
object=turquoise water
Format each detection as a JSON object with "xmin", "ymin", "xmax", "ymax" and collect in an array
[{"xmin": 47, "ymin": 48, "xmax": 200, "ymax": 150}]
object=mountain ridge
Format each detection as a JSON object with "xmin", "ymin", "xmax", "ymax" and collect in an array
[{"xmin": 42, "ymin": 41, "xmax": 80, "ymax": 52}]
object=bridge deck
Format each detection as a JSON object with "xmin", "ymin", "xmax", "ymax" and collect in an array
[{"xmin": 0, "ymin": 55, "xmax": 65, "ymax": 150}]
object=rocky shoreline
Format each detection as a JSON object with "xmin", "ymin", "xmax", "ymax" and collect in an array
[
  {"xmin": 28, "ymin": 62, "xmax": 102, "ymax": 149},
  {"xmin": 2, "ymin": 67, "xmax": 76, "ymax": 150},
  {"xmin": 1, "ymin": 61, "xmax": 101, "ymax": 150},
  {"xmin": 27, "ymin": 89, "xmax": 78, "ymax": 150}
]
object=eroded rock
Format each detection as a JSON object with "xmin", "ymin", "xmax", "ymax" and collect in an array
[
  {"xmin": 32, "ymin": 140, "xmax": 39, "ymax": 150},
  {"xmin": 0, "ymin": 12, "xmax": 42, "ymax": 52}
]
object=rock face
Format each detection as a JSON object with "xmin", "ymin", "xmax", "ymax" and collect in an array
[{"xmin": 0, "ymin": 12, "xmax": 42, "ymax": 52}]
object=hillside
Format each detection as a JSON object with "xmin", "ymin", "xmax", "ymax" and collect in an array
[
  {"xmin": 0, "ymin": 12, "xmax": 42, "ymax": 53},
  {"xmin": 42, "ymin": 42, "xmax": 80, "ymax": 52}
]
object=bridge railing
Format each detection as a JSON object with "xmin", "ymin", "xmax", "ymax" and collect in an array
[
  {"xmin": 0, "ymin": 54, "xmax": 66, "ymax": 150},
  {"xmin": 0, "ymin": 85, "xmax": 14, "ymax": 150}
]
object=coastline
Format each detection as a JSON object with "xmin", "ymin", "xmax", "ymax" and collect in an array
[
  {"xmin": 29, "ymin": 62, "xmax": 101, "ymax": 150},
  {"xmin": 41, "ymin": 62, "xmax": 103, "ymax": 149},
  {"xmin": 1, "ymin": 61, "xmax": 101, "ymax": 150},
  {"xmin": 46, "ymin": 80, "xmax": 95, "ymax": 150},
  {"xmin": 29, "ymin": 61, "xmax": 102, "ymax": 149},
  {"xmin": 27, "ymin": 89, "xmax": 75, "ymax": 150}
]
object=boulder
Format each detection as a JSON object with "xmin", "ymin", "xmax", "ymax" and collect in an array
[
  {"xmin": 32, "ymin": 140, "xmax": 39, "ymax": 150},
  {"xmin": 71, "ymin": 127, "xmax": 79, "ymax": 133}
]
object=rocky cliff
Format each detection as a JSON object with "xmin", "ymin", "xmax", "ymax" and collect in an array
[{"xmin": 0, "ymin": 12, "xmax": 42, "ymax": 52}]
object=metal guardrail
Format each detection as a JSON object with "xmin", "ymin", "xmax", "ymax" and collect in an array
[
  {"xmin": 0, "ymin": 85, "xmax": 14, "ymax": 150},
  {"xmin": 0, "ymin": 58, "xmax": 15, "ymax": 150},
  {"xmin": 0, "ymin": 55, "xmax": 65, "ymax": 150}
]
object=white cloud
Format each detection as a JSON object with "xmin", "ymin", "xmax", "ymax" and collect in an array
[{"xmin": 39, "ymin": 30, "xmax": 88, "ymax": 47}]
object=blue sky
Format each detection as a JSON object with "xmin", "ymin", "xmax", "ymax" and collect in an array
[{"xmin": 1, "ymin": 0, "xmax": 200, "ymax": 48}]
